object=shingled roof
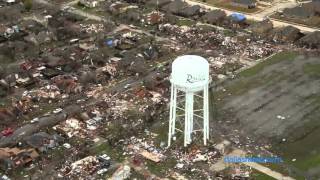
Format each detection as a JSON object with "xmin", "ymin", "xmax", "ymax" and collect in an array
[
  {"xmin": 299, "ymin": 31, "xmax": 320, "ymax": 48},
  {"xmin": 231, "ymin": 0, "xmax": 256, "ymax": 6}
]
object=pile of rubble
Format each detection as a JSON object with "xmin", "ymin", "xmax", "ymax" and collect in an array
[
  {"xmin": 60, "ymin": 154, "xmax": 111, "ymax": 178},
  {"xmin": 125, "ymin": 136, "xmax": 166, "ymax": 163},
  {"xmin": 0, "ymin": 0, "xmax": 315, "ymax": 179},
  {"xmin": 23, "ymin": 85, "xmax": 61, "ymax": 101},
  {"xmin": 172, "ymin": 147, "xmax": 220, "ymax": 171},
  {"xmin": 158, "ymin": 23, "xmax": 277, "ymax": 60},
  {"xmin": 0, "ymin": 147, "xmax": 39, "ymax": 169},
  {"xmin": 80, "ymin": 23, "xmax": 105, "ymax": 34}
]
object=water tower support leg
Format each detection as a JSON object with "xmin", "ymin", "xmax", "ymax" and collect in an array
[
  {"xmin": 172, "ymin": 87, "xmax": 177, "ymax": 137},
  {"xmin": 203, "ymin": 85, "xmax": 209, "ymax": 145},
  {"xmin": 188, "ymin": 92, "xmax": 194, "ymax": 145},
  {"xmin": 184, "ymin": 91, "xmax": 190, "ymax": 147},
  {"xmin": 168, "ymin": 85, "xmax": 174, "ymax": 147},
  {"xmin": 206, "ymin": 85, "xmax": 209, "ymax": 140}
]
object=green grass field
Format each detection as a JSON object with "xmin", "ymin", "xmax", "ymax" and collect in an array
[{"xmin": 213, "ymin": 51, "xmax": 320, "ymax": 179}]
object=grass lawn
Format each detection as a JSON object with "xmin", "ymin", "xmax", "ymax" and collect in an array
[
  {"xmin": 215, "ymin": 51, "xmax": 299, "ymax": 99},
  {"xmin": 176, "ymin": 18, "xmax": 196, "ymax": 26},
  {"xmin": 213, "ymin": 51, "xmax": 320, "ymax": 179},
  {"xmin": 251, "ymin": 169, "xmax": 276, "ymax": 180},
  {"xmin": 238, "ymin": 51, "xmax": 298, "ymax": 78},
  {"xmin": 303, "ymin": 63, "xmax": 320, "ymax": 77}
]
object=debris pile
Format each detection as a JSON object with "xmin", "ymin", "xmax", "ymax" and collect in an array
[
  {"xmin": 24, "ymin": 132, "xmax": 63, "ymax": 152},
  {"xmin": 0, "ymin": 0, "xmax": 313, "ymax": 179},
  {"xmin": 60, "ymin": 154, "xmax": 111, "ymax": 178},
  {"xmin": 54, "ymin": 118, "xmax": 89, "ymax": 138},
  {"xmin": 172, "ymin": 148, "xmax": 219, "ymax": 170},
  {"xmin": 159, "ymin": 23, "xmax": 276, "ymax": 60},
  {"xmin": 23, "ymin": 85, "xmax": 61, "ymax": 100},
  {"xmin": 112, "ymin": 165, "xmax": 131, "ymax": 180},
  {"xmin": 146, "ymin": 11, "xmax": 165, "ymax": 25},
  {"xmin": 0, "ymin": 148, "xmax": 39, "ymax": 169},
  {"xmin": 80, "ymin": 23, "xmax": 105, "ymax": 34},
  {"xmin": 125, "ymin": 136, "xmax": 166, "ymax": 163}
]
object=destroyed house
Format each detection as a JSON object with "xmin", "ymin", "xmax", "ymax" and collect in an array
[
  {"xmin": 231, "ymin": 0, "xmax": 257, "ymax": 9},
  {"xmin": 0, "ymin": 148, "xmax": 39, "ymax": 169},
  {"xmin": 20, "ymin": 19, "xmax": 46, "ymax": 34}
]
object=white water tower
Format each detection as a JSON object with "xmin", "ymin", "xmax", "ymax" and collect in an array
[{"xmin": 168, "ymin": 55, "xmax": 210, "ymax": 147}]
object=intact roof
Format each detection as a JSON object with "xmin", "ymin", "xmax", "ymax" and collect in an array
[
  {"xmin": 178, "ymin": 5, "xmax": 201, "ymax": 17},
  {"xmin": 281, "ymin": 25, "xmax": 300, "ymax": 34},
  {"xmin": 249, "ymin": 19, "xmax": 273, "ymax": 33},
  {"xmin": 272, "ymin": 25, "xmax": 301, "ymax": 42},
  {"xmin": 299, "ymin": 31, "xmax": 320, "ymax": 47},
  {"xmin": 162, "ymin": 0, "xmax": 188, "ymax": 14},
  {"xmin": 146, "ymin": 0, "xmax": 171, "ymax": 7},
  {"xmin": 232, "ymin": 0, "xmax": 257, "ymax": 5},
  {"xmin": 202, "ymin": 10, "xmax": 226, "ymax": 24},
  {"xmin": 80, "ymin": 0, "xmax": 95, "ymax": 2},
  {"xmin": 204, "ymin": 9, "xmax": 226, "ymax": 19},
  {"xmin": 283, "ymin": 6, "xmax": 313, "ymax": 18},
  {"xmin": 303, "ymin": 2, "xmax": 320, "ymax": 14}
]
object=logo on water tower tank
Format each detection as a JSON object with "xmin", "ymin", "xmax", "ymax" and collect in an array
[{"xmin": 186, "ymin": 74, "xmax": 205, "ymax": 83}]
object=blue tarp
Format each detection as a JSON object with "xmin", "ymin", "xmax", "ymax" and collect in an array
[
  {"xmin": 230, "ymin": 13, "xmax": 246, "ymax": 22},
  {"xmin": 105, "ymin": 39, "xmax": 113, "ymax": 47}
]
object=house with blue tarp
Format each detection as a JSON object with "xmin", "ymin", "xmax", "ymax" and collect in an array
[{"xmin": 229, "ymin": 13, "xmax": 246, "ymax": 22}]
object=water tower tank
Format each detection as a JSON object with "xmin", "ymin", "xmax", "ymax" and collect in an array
[{"xmin": 171, "ymin": 55, "xmax": 209, "ymax": 91}]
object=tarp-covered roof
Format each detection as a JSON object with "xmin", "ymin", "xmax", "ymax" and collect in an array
[{"xmin": 230, "ymin": 13, "xmax": 246, "ymax": 22}]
